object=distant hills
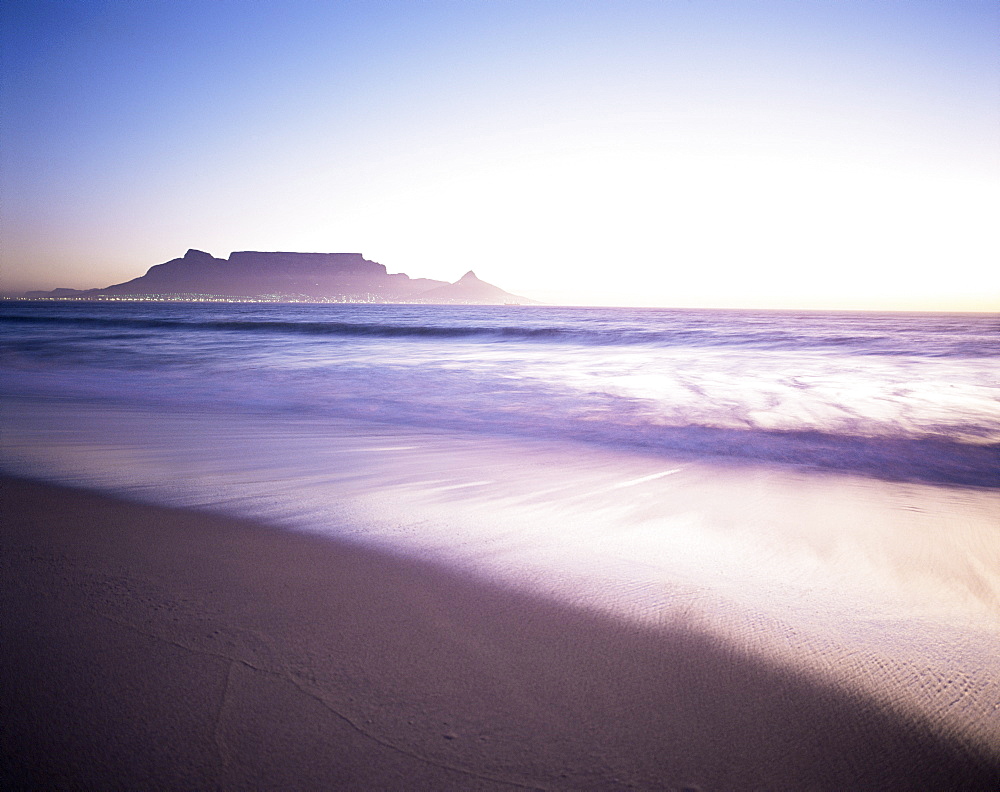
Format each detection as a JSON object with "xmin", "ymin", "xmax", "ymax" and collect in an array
[{"xmin": 23, "ymin": 249, "xmax": 534, "ymax": 304}]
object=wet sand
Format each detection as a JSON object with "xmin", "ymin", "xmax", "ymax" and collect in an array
[{"xmin": 2, "ymin": 475, "xmax": 998, "ymax": 790}]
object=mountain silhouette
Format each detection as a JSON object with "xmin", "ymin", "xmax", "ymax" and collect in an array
[
  {"xmin": 417, "ymin": 271, "xmax": 528, "ymax": 304},
  {"xmin": 25, "ymin": 250, "xmax": 533, "ymax": 304}
]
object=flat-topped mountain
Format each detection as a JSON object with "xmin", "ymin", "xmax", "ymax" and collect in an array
[{"xmin": 25, "ymin": 250, "xmax": 533, "ymax": 304}]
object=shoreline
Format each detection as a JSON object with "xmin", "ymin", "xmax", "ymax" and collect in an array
[{"xmin": 3, "ymin": 474, "xmax": 998, "ymax": 790}]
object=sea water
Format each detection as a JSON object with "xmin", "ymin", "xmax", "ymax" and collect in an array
[
  {"xmin": 3, "ymin": 302, "xmax": 997, "ymax": 481},
  {"xmin": 3, "ymin": 301, "xmax": 1000, "ymax": 746}
]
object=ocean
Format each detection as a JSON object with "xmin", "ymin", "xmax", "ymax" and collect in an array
[{"xmin": 2, "ymin": 302, "xmax": 998, "ymax": 485}]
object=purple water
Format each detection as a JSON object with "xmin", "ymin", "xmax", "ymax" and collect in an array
[{"xmin": 3, "ymin": 302, "xmax": 998, "ymax": 486}]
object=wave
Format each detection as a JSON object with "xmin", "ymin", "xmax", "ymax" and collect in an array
[
  {"xmin": 603, "ymin": 424, "xmax": 1000, "ymax": 489},
  {"xmin": 1, "ymin": 312, "xmax": 564, "ymax": 336},
  {"xmin": 4, "ymin": 340, "xmax": 999, "ymax": 488},
  {"xmin": 4, "ymin": 312, "xmax": 996, "ymax": 356},
  {"xmin": 3, "ymin": 375, "xmax": 997, "ymax": 488},
  {"xmin": 315, "ymin": 390, "xmax": 1000, "ymax": 488}
]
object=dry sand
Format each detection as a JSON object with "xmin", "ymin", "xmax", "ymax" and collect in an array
[{"xmin": 2, "ymin": 475, "xmax": 998, "ymax": 790}]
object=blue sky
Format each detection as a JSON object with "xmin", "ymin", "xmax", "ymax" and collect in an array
[{"xmin": 2, "ymin": 0, "xmax": 997, "ymax": 308}]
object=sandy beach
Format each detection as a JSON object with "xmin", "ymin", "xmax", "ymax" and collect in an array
[{"xmin": 3, "ymin": 474, "xmax": 997, "ymax": 790}]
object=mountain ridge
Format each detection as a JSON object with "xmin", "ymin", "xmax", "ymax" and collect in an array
[{"xmin": 23, "ymin": 250, "xmax": 534, "ymax": 304}]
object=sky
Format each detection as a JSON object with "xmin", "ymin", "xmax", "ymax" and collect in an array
[{"xmin": 1, "ymin": 0, "xmax": 997, "ymax": 309}]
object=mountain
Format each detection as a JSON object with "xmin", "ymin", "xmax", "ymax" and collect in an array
[
  {"xmin": 24, "ymin": 250, "xmax": 533, "ymax": 304},
  {"xmin": 416, "ymin": 271, "xmax": 527, "ymax": 304}
]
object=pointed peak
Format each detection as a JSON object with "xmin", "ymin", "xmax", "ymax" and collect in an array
[
  {"xmin": 457, "ymin": 270, "xmax": 480, "ymax": 282},
  {"xmin": 183, "ymin": 249, "xmax": 214, "ymax": 260}
]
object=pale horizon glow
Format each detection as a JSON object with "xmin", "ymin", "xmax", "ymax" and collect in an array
[{"xmin": 2, "ymin": 1, "xmax": 997, "ymax": 310}]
